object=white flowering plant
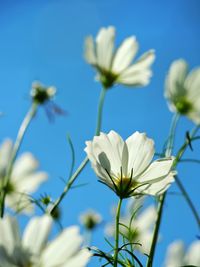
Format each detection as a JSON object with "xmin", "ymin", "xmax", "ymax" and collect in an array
[{"xmin": 0, "ymin": 25, "xmax": 200, "ymax": 267}]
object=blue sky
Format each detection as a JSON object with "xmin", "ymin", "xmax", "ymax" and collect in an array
[{"xmin": 0, "ymin": 0, "xmax": 200, "ymax": 266}]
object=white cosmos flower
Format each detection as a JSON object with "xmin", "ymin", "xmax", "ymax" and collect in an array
[
  {"xmin": 165, "ymin": 59, "xmax": 200, "ymax": 124},
  {"xmin": 84, "ymin": 26, "xmax": 155, "ymax": 88},
  {"xmin": 106, "ymin": 198, "xmax": 157, "ymax": 254},
  {"xmin": 79, "ymin": 209, "xmax": 102, "ymax": 230},
  {"xmin": 0, "ymin": 139, "xmax": 47, "ymax": 214},
  {"xmin": 30, "ymin": 81, "xmax": 57, "ymax": 104},
  {"xmin": 0, "ymin": 215, "xmax": 91, "ymax": 267},
  {"xmin": 164, "ymin": 240, "xmax": 200, "ymax": 267},
  {"xmin": 85, "ymin": 131, "xmax": 175, "ymax": 199}
]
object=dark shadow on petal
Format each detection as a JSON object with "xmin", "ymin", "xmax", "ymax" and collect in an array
[{"xmin": 98, "ymin": 152, "xmax": 111, "ymax": 173}]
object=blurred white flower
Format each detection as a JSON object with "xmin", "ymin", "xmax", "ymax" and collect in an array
[
  {"xmin": 85, "ymin": 26, "xmax": 155, "ymax": 88},
  {"xmin": 106, "ymin": 198, "xmax": 157, "ymax": 254},
  {"xmin": 164, "ymin": 240, "xmax": 200, "ymax": 267},
  {"xmin": 30, "ymin": 81, "xmax": 56, "ymax": 104},
  {"xmin": 0, "ymin": 139, "xmax": 47, "ymax": 214},
  {"xmin": 79, "ymin": 209, "xmax": 102, "ymax": 230},
  {"xmin": 165, "ymin": 59, "xmax": 200, "ymax": 124},
  {"xmin": 30, "ymin": 81, "xmax": 66, "ymax": 122},
  {"xmin": 0, "ymin": 215, "xmax": 91, "ymax": 267},
  {"xmin": 85, "ymin": 131, "xmax": 175, "ymax": 199}
]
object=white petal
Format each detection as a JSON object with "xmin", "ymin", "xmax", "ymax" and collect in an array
[
  {"xmin": 187, "ymin": 108, "xmax": 200, "ymax": 125},
  {"xmin": 22, "ymin": 215, "xmax": 52, "ymax": 256},
  {"xmin": 41, "ymin": 226, "xmax": 82, "ymax": 267},
  {"xmin": 84, "ymin": 36, "xmax": 97, "ymax": 65},
  {"xmin": 15, "ymin": 172, "xmax": 48, "ymax": 193},
  {"xmin": 121, "ymin": 142, "xmax": 129, "ymax": 176},
  {"xmin": 126, "ymin": 197, "xmax": 145, "ymax": 215},
  {"xmin": 0, "ymin": 139, "xmax": 13, "ymax": 173},
  {"xmin": 85, "ymin": 140, "xmax": 97, "ymax": 166},
  {"xmin": 137, "ymin": 231, "xmax": 154, "ymax": 255},
  {"xmin": 0, "ymin": 216, "xmax": 20, "ymax": 254},
  {"xmin": 137, "ymin": 172, "xmax": 175, "ymax": 196},
  {"xmin": 137, "ymin": 157, "xmax": 174, "ymax": 184},
  {"xmin": 97, "ymin": 163, "xmax": 118, "ymax": 190},
  {"xmin": 11, "ymin": 153, "xmax": 38, "ymax": 179},
  {"xmin": 185, "ymin": 241, "xmax": 200, "ymax": 266},
  {"xmin": 186, "ymin": 69, "xmax": 200, "ymax": 123},
  {"xmin": 105, "ymin": 222, "xmax": 115, "ymax": 237},
  {"xmin": 11, "ymin": 152, "xmax": 48, "ymax": 197},
  {"xmin": 164, "ymin": 240, "xmax": 185, "ymax": 267},
  {"xmin": 118, "ymin": 70, "xmax": 152, "ymax": 86},
  {"xmin": 135, "ymin": 206, "xmax": 156, "ymax": 231},
  {"xmin": 126, "ymin": 132, "xmax": 155, "ymax": 177},
  {"xmin": 112, "ymin": 36, "xmax": 138, "ymax": 73},
  {"xmin": 165, "ymin": 59, "xmax": 188, "ymax": 101},
  {"xmin": 86, "ymin": 151, "xmax": 110, "ymax": 182},
  {"xmin": 85, "ymin": 131, "xmax": 127, "ymax": 192},
  {"xmin": 62, "ymin": 249, "xmax": 91, "ymax": 267},
  {"xmin": 85, "ymin": 131, "xmax": 124, "ymax": 177},
  {"xmin": 117, "ymin": 50, "xmax": 155, "ymax": 86},
  {"xmin": 85, "ymin": 140, "xmax": 115, "ymax": 189},
  {"xmin": 185, "ymin": 68, "xmax": 200, "ymax": 102},
  {"xmin": 96, "ymin": 26, "xmax": 115, "ymax": 70},
  {"xmin": 6, "ymin": 193, "xmax": 34, "ymax": 214}
]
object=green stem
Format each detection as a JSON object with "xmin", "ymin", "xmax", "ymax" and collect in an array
[
  {"xmin": 50, "ymin": 87, "xmax": 107, "ymax": 214},
  {"xmin": 0, "ymin": 102, "xmax": 38, "ymax": 217},
  {"xmin": 114, "ymin": 198, "xmax": 122, "ymax": 267},
  {"xmin": 175, "ymin": 175, "xmax": 200, "ymax": 228},
  {"xmin": 147, "ymin": 193, "xmax": 166, "ymax": 267},
  {"xmin": 165, "ymin": 113, "xmax": 180, "ymax": 157},
  {"xmin": 147, "ymin": 123, "xmax": 200, "ymax": 267},
  {"xmin": 95, "ymin": 87, "xmax": 107, "ymax": 136},
  {"xmin": 173, "ymin": 125, "xmax": 200, "ymax": 166},
  {"xmin": 50, "ymin": 156, "xmax": 88, "ymax": 213},
  {"xmin": 147, "ymin": 113, "xmax": 179, "ymax": 267}
]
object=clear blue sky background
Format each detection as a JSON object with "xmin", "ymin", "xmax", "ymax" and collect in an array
[{"xmin": 0, "ymin": 0, "xmax": 200, "ymax": 266}]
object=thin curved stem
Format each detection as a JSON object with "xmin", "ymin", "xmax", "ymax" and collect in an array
[
  {"xmin": 173, "ymin": 125, "xmax": 200, "ymax": 166},
  {"xmin": 66, "ymin": 134, "xmax": 75, "ymax": 179},
  {"xmin": 95, "ymin": 87, "xmax": 107, "ymax": 135},
  {"xmin": 147, "ymin": 123, "xmax": 200, "ymax": 267},
  {"xmin": 147, "ymin": 193, "xmax": 166, "ymax": 267},
  {"xmin": 50, "ymin": 87, "xmax": 107, "ymax": 214},
  {"xmin": 50, "ymin": 156, "xmax": 89, "ymax": 213},
  {"xmin": 0, "ymin": 102, "xmax": 38, "ymax": 217},
  {"xmin": 165, "ymin": 113, "xmax": 180, "ymax": 157},
  {"xmin": 114, "ymin": 198, "xmax": 123, "ymax": 267},
  {"xmin": 147, "ymin": 113, "xmax": 179, "ymax": 267},
  {"xmin": 175, "ymin": 175, "xmax": 200, "ymax": 228}
]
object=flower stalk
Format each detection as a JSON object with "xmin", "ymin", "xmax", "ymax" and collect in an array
[
  {"xmin": 147, "ymin": 118, "xmax": 200, "ymax": 267},
  {"xmin": 95, "ymin": 87, "xmax": 107, "ymax": 135},
  {"xmin": 49, "ymin": 87, "xmax": 107, "ymax": 215},
  {"xmin": 0, "ymin": 102, "xmax": 38, "ymax": 217},
  {"xmin": 146, "ymin": 193, "xmax": 166, "ymax": 267},
  {"xmin": 175, "ymin": 175, "xmax": 200, "ymax": 228},
  {"xmin": 114, "ymin": 198, "xmax": 123, "ymax": 267},
  {"xmin": 147, "ymin": 113, "xmax": 179, "ymax": 267}
]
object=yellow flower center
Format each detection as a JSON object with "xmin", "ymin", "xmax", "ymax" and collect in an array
[
  {"xmin": 104, "ymin": 167, "xmax": 140, "ymax": 198},
  {"xmin": 98, "ymin": 68, "xmax": 118, "ymax": 89},
  {"xmin": 115, "ymin": 177, "xmax": 137, "ymax": 191},
  {"xmin": 114, "ymin": 173, "xmax": 139, "ymax": 199}
]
